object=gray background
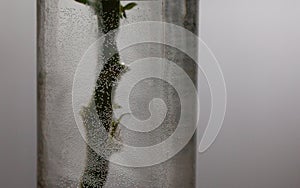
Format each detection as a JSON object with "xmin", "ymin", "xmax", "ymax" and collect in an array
[
  {"xmin": 0, "ymin": 0, "xmax": 37, "ymax": 187},
  {"xmin": 0, "ymin": 0, "xmax": 300, "ymax": 187},
  {"xmin": 197, "ymin": 0, "xmax": 300, "ymax": 187}
]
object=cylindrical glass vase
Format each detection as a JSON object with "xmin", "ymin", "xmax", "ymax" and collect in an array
[{"xmin": 38, "ymin": 0, "xmax": 198, "ymax": 187}]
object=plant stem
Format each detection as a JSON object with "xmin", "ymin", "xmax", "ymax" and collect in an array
[{"xmin": 80, "ymin": 0, "xmax": 126, "ymax": 187}]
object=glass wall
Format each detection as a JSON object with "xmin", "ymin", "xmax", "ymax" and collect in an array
[{"xmin": 38, "ymin": 0, "xmax": 198, "ymax": 187}]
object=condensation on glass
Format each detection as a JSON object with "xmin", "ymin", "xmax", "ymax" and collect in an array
[{"xmin": 38, "ymin": 0, "xmax": 198, "ymax": 187}]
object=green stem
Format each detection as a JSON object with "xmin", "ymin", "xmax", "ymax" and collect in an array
[{"xmin": 79, "ymin": 0, "xmax": 126, "ymax": 187}]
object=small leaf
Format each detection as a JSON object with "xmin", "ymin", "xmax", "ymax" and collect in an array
[
  {"xmin": 120, "ymin": 5, "xmax": 124, "ymax": 12},
  {"xmin": 123, "ymin": 2, "xmax": 137, "ymax": 10},
  {"xmin": 74, "ymin": 0, "xmax": 96, "ymax": 7},
  {"xmin": 74, "ymin": 0, "xmax": 88, "ymax": 5}
]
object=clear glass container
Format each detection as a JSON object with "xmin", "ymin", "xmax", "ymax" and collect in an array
[{"xmin": 38, "ymin": 0, "xmax": 198, "ymax": 187}]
